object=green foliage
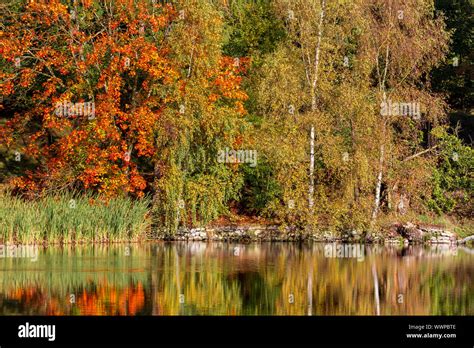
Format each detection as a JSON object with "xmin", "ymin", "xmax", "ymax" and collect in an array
[
  {"xmin": 432, "ymin": 0, "xmax": 474, "ymax": 110},
  {"xmin": 239, "ymin": 158, "xmax": 281, "ymax": 215},
  {"xmin": 222, "ymin": 0, "xmax": 286, "ymax": 57},
  {"xmin": 0, "ymin": 191, "xmax": 151, "ymax": 244},
  {"xmin": 147, "ymin": 0, "xmax": 251, "ymax": 234},
  {"xmin": 428, "ymin": 127, "xmax": 474, "ymax": 215}
]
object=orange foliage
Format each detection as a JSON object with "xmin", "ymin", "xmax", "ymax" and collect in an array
[{"xmin": 0, "ymin": 1, "xmax": 248, "ymax": 197}]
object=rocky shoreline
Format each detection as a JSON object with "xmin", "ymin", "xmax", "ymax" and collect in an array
[{"xmin": 152, "ymin": 222, "xmax": 469, "ymax": 245}]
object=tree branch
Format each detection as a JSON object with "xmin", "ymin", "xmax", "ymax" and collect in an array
[{"xmin": 402, "ymin": 145, "xmax": 439, "ymax": 162}]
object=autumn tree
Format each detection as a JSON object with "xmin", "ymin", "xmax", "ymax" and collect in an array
[
  {"xmin": 359, "ymin": 0, "xmax": 449, "ymax": 225},
  {"xmin": 151, "ymin": 0, "xmax": 250, "ymax": 233},
  {"xmin": 251, "ymin": 0, "xmax": 374, "ymax": 231},
  {"xmin": 1, "ymin": 0, "xmax": 180, "ymax": 197},
  {"xmin": 0, "ymin": 0, "xmax": 249, "ymax": 233},
  {"xmin": 250, "ymin": 0, "xmax": 451, "ymax": 234}
]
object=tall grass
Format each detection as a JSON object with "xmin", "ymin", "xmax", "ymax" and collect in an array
[{"xmin": 0, "ymin": 191, "xmax": 151, "ymax": 244}]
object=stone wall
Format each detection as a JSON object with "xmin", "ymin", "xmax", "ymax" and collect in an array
[
  {"xmin": 382, "ymin": 222, "xmax": 458, "ymax": 244},
  {"xmin": 151, "ymin": 222, "xmax": 463, "ymax": 245}
]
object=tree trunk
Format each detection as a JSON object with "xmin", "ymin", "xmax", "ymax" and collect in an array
[
  {"xmin": 350, "ymin": 119, "xmax": 359, "ymax": 203},
  {"xmin": 371, "ymin": 143, "xmax": 384, "ymax": 221},
  {"xmin": 308, "ymin": 0, "xmax": 326, "ymax": 210},
  {"xmin": 309, "ymin": 125, "xmax": 315, "ymax": 211},
  {"xmin": 311, "ymin": 0, "xmax": 326, "ymax": 94},
  {"xmin": 152, "ymin": 160, "xmax": 164, "ymax": 232}
]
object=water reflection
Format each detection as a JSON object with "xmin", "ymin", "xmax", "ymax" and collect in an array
[{"xmin": 0, "ymin": 243, "xmax": 472, "ymax": 315}]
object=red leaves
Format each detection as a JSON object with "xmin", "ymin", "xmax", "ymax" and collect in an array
[
  {"xmin": 1, "ymin": 1, "xmax": 249, "ymax": 198},
  {"xmin": 207, "ymin": 56, "xmax": 250, "ymax": 114}
]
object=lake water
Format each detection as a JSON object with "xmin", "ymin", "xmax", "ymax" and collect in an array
[{"xmin": 0, "ymin": 242, "xmax": 472, "ymax": 315}]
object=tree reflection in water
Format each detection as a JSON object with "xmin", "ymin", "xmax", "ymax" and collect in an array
[{"xmin": 0, "ymin": 243, "xmax": 471, "ymax": 315}]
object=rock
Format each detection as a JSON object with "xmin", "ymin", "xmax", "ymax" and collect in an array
[
  {"xmin": 386, "ymin": 223, "xmax": 403, "ymax": 238},
  {"xmin": 458, "ymin": 235, "xmax": 474, "ymax": 244},
  {"xmin": 385, "ymin": 238, "xmax": 401, "ymax": 244},
  {"xmin": 429, "ymin": 234, "xmax": 456, "ymax": 244},
  {"xmin": 400, "ymin": 223, "xmax": 427, "ymax": 243},
  {"xmin": 398, "ymin": 222, "xmax": 457, "ymax": 244},
  {"xmin": 418, "ymin": 224, "xmax": 445, "ymax": 233}
]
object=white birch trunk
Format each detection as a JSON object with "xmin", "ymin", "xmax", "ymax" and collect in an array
[
  {"xmin": 309, "ymin": 125, "xmax": 315, "ymax": 210},
  {"xmin": 308, "ymin": 0, "xmax": 326, "ymax": 210}
]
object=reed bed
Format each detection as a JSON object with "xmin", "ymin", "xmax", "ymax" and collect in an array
[{"xmin": 0, "ymin": 192, "xmax": 151, "ymax": 244}]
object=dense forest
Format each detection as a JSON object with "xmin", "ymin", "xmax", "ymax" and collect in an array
[{"xmin": 0, "ymin": 0, "xmax": 472, "ymax": 241}]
